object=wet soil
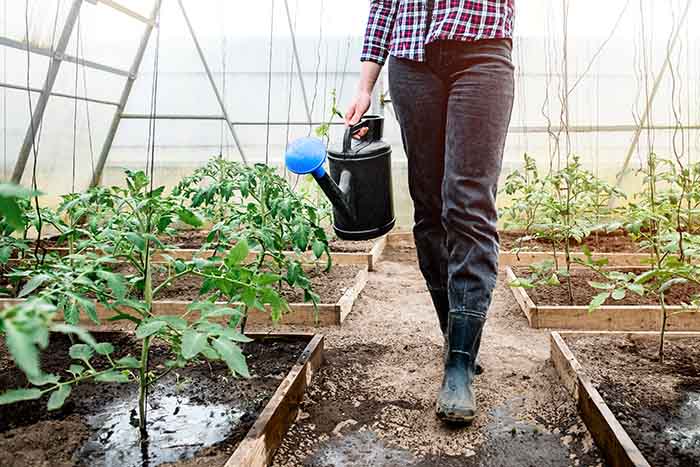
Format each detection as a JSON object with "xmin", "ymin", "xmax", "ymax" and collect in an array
[
  {"xmin": 500, "ymin": 230, "xmax": 643, "ymax": 254},
  {"xmin": 143, "ymin": 264, "xmax": 361, "ymax": 303},
  {"xmin": 0, "ymin": 332, "xmax": 307, "ymax": 467},
  {"xmin": 265, "ymin": 246, "xmax": 605, "ymax": 467},
  {"xmin": 514, "ymin": 267, "xmax": 700, "ymax": 307},
  {"xmin": 566, "ymin": 334, "xmax": 700, "ymax": 467}
]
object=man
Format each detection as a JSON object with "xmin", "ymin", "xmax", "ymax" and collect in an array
[{"xmin": 345, "ymin": 0, "xmax": 515, "ymax": 424}]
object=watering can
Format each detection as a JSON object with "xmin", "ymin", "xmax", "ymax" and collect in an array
[{"xmin": 285, "ymin": 115, "xmax": 395, "ymax": 241}]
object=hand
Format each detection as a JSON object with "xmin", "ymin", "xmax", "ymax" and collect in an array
[{"xmin": 344, "ymin": 91, "xmax": 371, "ymax": 138}]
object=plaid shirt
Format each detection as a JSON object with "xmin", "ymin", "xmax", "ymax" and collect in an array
[{"xmin": 361, "ymin": 0, "xmax": 514, "ymax": 65}]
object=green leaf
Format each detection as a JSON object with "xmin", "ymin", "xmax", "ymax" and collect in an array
[
  {"xmin": 177, "ymin": 208, "xmax": 204, "ymax": 228},
  {"xmin": 627, "ymin": 283, "xmax": 645, "ymax": 296},
  {"xmin": 181, "ymin": 330, "xmax": 207, "ymax": 359},
  {"xmin": 135, "ymin": 320, "xmax": 167, "ymax": 339},
  {"xmin": 226, "ymin": 240, "xmax": 249, "ymax": 267},
  {"xmin": 51, "ymin": 324, "xmax": 97, "ymax": 347},
  {"xmin": 611, "ymin": 289, "xmax": 626, "ymax": 300},
  {"xmin": 94, "ymin": 343, "xmax": 115, "ymax": 356},
  {"xmin": 115, "ymin": 356, "xmax": 141, "ymax": 369},
  {"xmin": 256, "ymin": 273, "xmax": 283, "ymax": 286},
  {"xmin": 95, "ymin": 371, "xmax": 130, "ymax": 383},
  {"xmin": 212, "ymin": 337, "xmax": 250, "ymax": 378},
  {"xmin": 588, "ymin": 292, "xmax": 610, "ymax": 312},
  {"xmin": 155, "ymin": 316, "xmax": 188, "ymax": 331},
  {"xmin": 0, "ymin": 197, "xmax": 26, "ymax": 231},
  {"xmin": 0, "ymin": 388, "xmax": 43, "ymax": 405},
  {"xmin": 589, "ymin": 281, "xmax": 612, "ymax": 290},
  {"xmin": 18, "ymin": 274, "xmax": 50, "ymax": 298},
  {"xmin": 125, "ymin": 232, "xmax": 146, "ymax": 252},
  {"xmin": 312, "ymin": 240, "xmax": 325, "ymax": 259},
  {"xmin": 97, "ymin": 271, "xmax": 126, "ymax": 300},
  {"xmin": 68, "ymin": 364, "xmax": 85, "ymax": 376},
  {"xmin": 69, "ymin": 344, "xmax": 94, "ymax": 362},
  {"xmin": 0, "ymin": 245, "xmax": 13, "ymax": 264},
  {"xmin": 5, "ymin": 322, "xmax": 41, "ymax": 380},
  {"xmin": 47, "ymin": 385, "xmax": 71, "ymax": 411}
]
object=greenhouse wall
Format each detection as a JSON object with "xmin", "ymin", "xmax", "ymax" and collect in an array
[{"xmin": 1, "ymin": 0, "xmax": 699, "ymax": 227}]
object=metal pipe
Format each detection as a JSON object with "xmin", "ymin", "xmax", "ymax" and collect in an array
[
  {"xmin": 11, "ymin": 0, "xmax": 84, "ymax": 184},
  {"xmin": 177, "ymin": 0, "xmax": 247, "ymax": 164},
  {"xmin": 90, "ymin": 0, "xmax": 162, "ymax": 188},
  {"xmin": 0, "ymin": 36, "xmax": 130, "ymax": 77},
  {"xmin": 90, "ymin": 0, "xmax": 155, "ymax": 25},
  {"xmin": 116, "ymin": 115, "xmax": 700, "ymax": 133},
  {"xmin": 0, "ymin": 82, "xmax": 119, "ymax": 106},
  {"xmin": 284, "ymin": 0, "xmax": 313, "ymax": 126}
]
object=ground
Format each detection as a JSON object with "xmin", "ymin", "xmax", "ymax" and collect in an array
[{"xmin": 258, "ymin": 243, "xmax": 606, "ymax": 467}]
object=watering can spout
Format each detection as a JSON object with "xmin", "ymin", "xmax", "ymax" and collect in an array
[{"xmin": 285, "ymin": 137, "xmax": 356, "ymax": 222}]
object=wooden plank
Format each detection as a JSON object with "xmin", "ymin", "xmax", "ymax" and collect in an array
[
  {"xmin": 386, "ymin": 231, "xmax": 414, "ymax": 247},
  {"xmin": 504, "ymin": 267, "xmax": 538, "ymax": 327},
  {"xmin": 0, "ymin": 266, "xmax": 370, "ymax": 328},
  {"xmin": 500, "ymin": 251, "xmax": 650, "ymax": 268},
  {"xmin": 549, "ymin": 332, "xmax": 581, "ymax": 397},
  {"xmin": 550, "ymin": 331, "xmax": 652, "ymax": 467},
  {"xmin": 226, "ymin": 333, "xmax": 324, "ymax": 467},
  {"xmin": 338, "ymin": 266, "xmax": 369, "ymax": 323},
  {"xmin": 368, "ymin": 236, "xmax": 388, "ymax": 271},
  {"xmin": 32, "ymin": 246, "xmax": 375, "ymax": 268}
]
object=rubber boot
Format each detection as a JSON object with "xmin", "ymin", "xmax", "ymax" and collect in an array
[
  {"xmin": 436, "ymin": 312, "xmax": 484, "ymax": 424},
  {"xmin": 429, "ymin": 290, "xmax": 483, "ymax": 375}
]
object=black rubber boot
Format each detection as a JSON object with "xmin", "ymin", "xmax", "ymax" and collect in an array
[
  {"xmin": 429, "ymin": 289, "xmax": 483, "ymax": 375},
  {"xmin": 436, "ymin": 312, "xmax": 484, "ymax": 424}
]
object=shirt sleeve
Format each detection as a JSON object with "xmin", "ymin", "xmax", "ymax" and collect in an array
[{"xmin": 360, "ymin": 0, "xmax": 399, "ymax": 66}]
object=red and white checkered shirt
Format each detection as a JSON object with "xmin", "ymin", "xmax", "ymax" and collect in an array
[{"xmin": 361, "ymin": 0, "xmax": 514, "ymax": 65}]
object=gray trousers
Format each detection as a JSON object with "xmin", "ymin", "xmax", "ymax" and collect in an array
[{"xmin": 388, "ymin": 39, "xmax": 515, "ymax": 319}]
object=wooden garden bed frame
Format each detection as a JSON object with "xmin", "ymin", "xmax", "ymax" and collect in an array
[
  {"xmin": 550, "ymin": 331, "xmax": 700, "ymax": 467},
  {"xmin": 386, "ymin": 231, "xmax": 651, "ymax": 267},
  {"xmin": 505, "ymin": 266, "xmax": 700, "ymax": 331},
  {"xmin": 30, "ymin": 236, "xmax": 387, "ymax": 272},
  {"xmin": 226, "ymin": 332, "xmax": 324, "ymax": 467},
  {"xmin": 0, "ymin": 266, "xmax": 369, "ymax": 327}
]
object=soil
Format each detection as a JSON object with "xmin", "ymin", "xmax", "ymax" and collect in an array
[
  {"xmin": 259, "ymin": 245, "xmax": 605, "ymax": 467},
  {"xmin": 0, "ymin": 332, "xmax": 308, "ymax": 467},
  {"xmin": 145, "ymin": 264, "xmax": 361, "ymax": 303},
  {"xmin": 566, "ymin": 334, "xmax": 700, "ymax": 467},
  {"xmin": 514, "ymin": 267, "xmax": 700, "ymax": 307},
  {"xmin": 500, "ymin": 230, "xmax": 643, "ymax": 254}
]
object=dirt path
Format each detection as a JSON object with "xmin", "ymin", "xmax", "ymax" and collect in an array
[{"xmin": 261, "ymin": 244, "xmax": 605, "ymax": 467}]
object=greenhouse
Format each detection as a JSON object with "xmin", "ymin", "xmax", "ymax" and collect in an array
[{"xmin": 0, "ymin": 0, "xmax": 699, "ymax": 466}]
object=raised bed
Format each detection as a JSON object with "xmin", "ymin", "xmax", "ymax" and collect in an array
[
  {"xmin": 0, "ymin": 331, "xmax": 324, "ymax": 467},
  {"xmin": 34, "ymin": 234, "xmax": 388, "ymax": 271},
  {"xmin": 550, "ymin": 331, "xmax": 700, "ymax": 467},
  {"xmin": 506, "ymin": 266, "xmax": 700, "ymax": 331},
  {"xmin": 386, "ymin": 231, "xmax": 652, "ymax": 267},
  {"xmin": 0, "ymin": 265, "xmax": 369, "ymax": 327}
]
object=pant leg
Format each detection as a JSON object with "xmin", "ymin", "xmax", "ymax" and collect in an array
[
  {"xmin": 388, "ymin": 54, "xmax": 449, "ymax": 292},
  {"xmin": 441, "ymin": 40, "xmax": 515, "ymax": 318}
]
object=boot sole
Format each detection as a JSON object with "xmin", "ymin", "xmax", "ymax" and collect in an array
[{"xmin": 436, "ymin": 404, "xmax": 477, "ymax": 424}]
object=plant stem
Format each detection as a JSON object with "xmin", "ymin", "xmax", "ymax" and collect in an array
[
  {"xmin": 659, "ymin": 293, "xmax": 668, "ymax": 364},
  {"xmin": 138, "ymin": 335, "xmax": 151, "ymax": 440},
  {"xmin": 138, "ymin": 241, "xmax": 154, "ymax": 440}
]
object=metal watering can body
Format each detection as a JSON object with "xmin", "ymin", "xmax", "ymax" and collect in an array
[{"xmin": 285, "ymin": 115, "xmax": 396, "ymax": 241}]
